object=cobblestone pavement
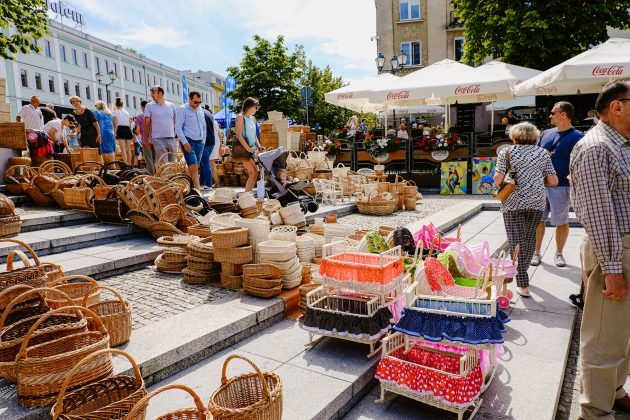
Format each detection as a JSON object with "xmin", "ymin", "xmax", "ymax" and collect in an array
[{"xmin": 99, "ymin": 270, "xmax": 233, "ymax": 330}]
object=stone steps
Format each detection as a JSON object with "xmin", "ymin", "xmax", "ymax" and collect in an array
[{"xmin": 18, "ymin": 208, "xmax": 97, "ymax": 233}]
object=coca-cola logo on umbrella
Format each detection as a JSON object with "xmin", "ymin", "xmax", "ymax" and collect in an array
[
  {"xmin": 476, "ymin": 94, "xmax": 497, "ymax": 102},
  {"xmin": 386, "ymin": 91, "xmax": 410, "ymax": 100},
  {"xmin": 454, "ymin": 84, "xmax": 481, "ymax": 95},
  {"xmin": 536, "ymin": 86, "xmax": 558, "ymax": 95},
  {"xmin": 337, "ymin": 93, "xmax": 353, "ymax": 100},
  {"xmin": 592, "ymin": 65, "xmax": 624, "ymax": 76}
]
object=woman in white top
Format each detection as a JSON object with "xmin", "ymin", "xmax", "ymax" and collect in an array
[
  {"xmin": 43, "ymin": 115, "xmax": 76, "ymax": 153},
  {"xmin": 397, "ymin": 122, "xmax": 409, "ymax": 140},
  {"xmin": 112, "ymin": 97, "xmax": 133, "ymax": 165}
]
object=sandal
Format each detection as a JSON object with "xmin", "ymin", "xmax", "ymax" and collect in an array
[
  {"xmin": 516, "ymin": 287, "xmax": 531, "ymax": 298},
  {"xmin": 569, "ymin": 293, "xmax": 584, "ymax": 310}
]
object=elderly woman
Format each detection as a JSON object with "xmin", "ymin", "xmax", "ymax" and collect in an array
[{"xmin": 494, "ymin": 122, "xmax": 558, "ymax": 297}]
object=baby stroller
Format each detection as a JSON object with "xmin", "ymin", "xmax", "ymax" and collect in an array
[{"xmin": 256, "ymin": 147, "xmax": 319, "ymax": 214}]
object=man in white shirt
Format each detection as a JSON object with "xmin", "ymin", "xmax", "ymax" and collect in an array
[
  {"xmin": 16, "ymin": 96, "xmax": 44, "ymax": 130},
  {"xmin": 144, "ymin": 86, "xmax": 177, "ymax": 164}
]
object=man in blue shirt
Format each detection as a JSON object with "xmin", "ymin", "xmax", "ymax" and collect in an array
[
  {"xmin": 175, "ymin": 91, "xmax": 206, "ymax": 191},
  {"xmin": 532, "ymin": 101, "xmax": 583, "ymax": 267}
]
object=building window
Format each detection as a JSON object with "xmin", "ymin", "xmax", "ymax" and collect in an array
[
  {"xmin": 133, "ymin": 96, "xmax": 137, "ymax": 109},
  {"xmin": 45, "ymin": 40, "xmax": 52, "ymax": 58},
  {"xmin": 399, "ymin": 0, "xmax": 420, "ymax": 20},
  {"xmin": 34, "ymin": 73, "xmax": 42, "ymax": 90},
  {"xmin": 125, "ymin": 94, "xmax": 129, "ymax": 107},
  {"xmin": 75, "ymin": 82, "xmax": 80, "ymax": 97},
  {"xmin": 95, "ymin": 57, "xmax": 100, "ymax": 72},
  {"xmin": 71, "ymin": 48, "xmax": 78, "ymax": 65},
  {"xmin": 124, "ymin": 66, "xmax": 128, "ymax": 80},
  {"xmin": 131, "ymin": 69, "xmax": 135, "ymax": 83},
  {"xmin": 60, "ymin": 44, "xmax": 67, "ymax": 62},
  {"xmin": 153, "ymin": 76, "xmax": 156, "ymax": 86},
  {"xmin": 20, "ymin": 69, "xmax": 28, "ymax": 87},
  {"xmin": 401, "ymin": 41, "xmax": 422, "ymax": 66},
  {"xmin": 48, "ymin": 77, "xmax": 55, "ymax": 93},
  {"xmin": 86, "ymin": 86, "xmax": 91, "ymax": 100},
  {"xmin": 97, "ymin": 87, "xmax": 102, "ymax": 100},
  {"xmin": 105, "ymin": 60, "xmax": 109, "ymax": 73},
  {"xmin": 63, "ymin": 80, "xmax": 69, "ymax": 96},
  {"xmin": 166, "ymin": 82, "xmax": 170, "ymax": 93},
  {"xmin": 113, "ymin": 63, "xmax": 118, "ymax": 76},
  {"xmin": 106, "ymin": 90, "xmax": 111, "ymax": 104},
  {"xmin": 454, "ymin": 37, "xmax": 465, "ymax": 62},
  {"xmin": 83, "ymin": 52, "xmax": 89, "ymax": 68},
  {"xmin": 177, "ymin": 84, "xmax": 180, "ymax": 95}
]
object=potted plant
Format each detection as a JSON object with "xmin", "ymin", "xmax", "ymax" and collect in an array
[{"xmin": 362, "ymin": 134, "xmax": 399, "ymax": 161}]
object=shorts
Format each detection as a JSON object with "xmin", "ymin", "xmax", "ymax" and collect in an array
[
  {"xmin": 541, "ymin": 186, "xmax": 571, "ymax": 226},
  {"xmin": 116, "ymin": 125, "xmax": 134, "ymax": 140},
  {"xmin": 181, "ymin": 139, "xmax": 204, "ymax": 166}
]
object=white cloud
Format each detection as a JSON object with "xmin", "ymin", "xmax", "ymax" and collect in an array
[
  {"xmin": 344, "ymin": 63, "xmax": 359, "ymax": 70},
  {"xmin": 93, "ymin": 24, "xmax": 190, "ymax": 48}
]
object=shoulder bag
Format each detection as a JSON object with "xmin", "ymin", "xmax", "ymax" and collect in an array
[
  {"xmin": 230, "ymin": 115, "xmax": 251, "ymax": 162},
  {"xmin": 495, "ymin": 148, "xmax": 517, "ymax": 202}
]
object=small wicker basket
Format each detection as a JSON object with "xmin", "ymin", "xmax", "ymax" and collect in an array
[
  {"xmin": 83, "ymin": 285, "xmax": 132, "ymax": 347},
  {"xmin": 214, "ymin": 245, "xmax": 253, "ymax": 265},
  {"xmin": 212, "ymin": 227, "xmax": 249, "ymax": 248}
]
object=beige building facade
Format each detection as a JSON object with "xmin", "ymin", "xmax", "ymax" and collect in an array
[{"xmin": 374, "ymin": 0, "xmax": 465, "ymax": 75}]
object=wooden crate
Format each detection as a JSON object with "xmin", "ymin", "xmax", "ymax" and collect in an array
[{"xmin": 260, "ymin": 131, "xmax": 279, "ymax": 149}]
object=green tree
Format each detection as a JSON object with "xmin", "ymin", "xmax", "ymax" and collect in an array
[
  {"xmin": 299, "ymin": 61, "xmax": 352, "ymax": 134},
  {"xmin": 0, "ymin": 0, "xmax": 48, "ymax": 60},
  {"xmin": 454, "ymin": 0, "xmax": 630, "ymax": 70},
  {"xmin": 227, "ymin": 35, "xmax": 305, "ymax": 119}
]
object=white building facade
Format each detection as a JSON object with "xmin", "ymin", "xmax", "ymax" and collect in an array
[{"xmin": 0, "ymin": 19, "xmax": 225, "ymax": 118}]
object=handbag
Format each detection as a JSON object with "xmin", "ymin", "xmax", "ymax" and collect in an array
[
  {"xmin": 231, "ymin": 115, "xmax": 252, "ymax": 161},
  {"xmin": 495, "ymin": 148, "xmax": 516, "ymax": 202}
]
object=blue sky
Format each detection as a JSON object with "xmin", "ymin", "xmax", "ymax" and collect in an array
[{"xmin": 63, "ymin": 0, "xmax": 378, "ymax": 84}]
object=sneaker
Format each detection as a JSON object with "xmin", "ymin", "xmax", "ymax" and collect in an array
[
  {"xmin": 201, "ymin": 185, "xmax": 211, "ymax": 191},
  {"xmin": 530, "ymin": 253, "xmax": 541, "ymax": 266},
  {"xmin": 555, "ymin": 253, "xmax": 567, "ymax": 267}
]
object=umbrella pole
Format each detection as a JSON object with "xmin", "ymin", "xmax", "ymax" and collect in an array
[{"xmin": 491, "ymin": 101, "xmax": 495, "ymax": 136}]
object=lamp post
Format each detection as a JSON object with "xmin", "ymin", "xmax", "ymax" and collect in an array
[
  {"xmin": 95, "ymin": 70, "xmax": 117, "ymax": 106},
  {"xmin": 375, "ymin": 49, "xmax": 408, "ymax": 129}
]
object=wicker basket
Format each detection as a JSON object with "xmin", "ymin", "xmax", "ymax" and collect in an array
[
  {"xmin": 51, "ymin": 348, "xmax": 147, "ymax": 420},
  {"xmin": 187, "ymin": 237, "xmax": 214, "ymax": 259},
  {"xmin": 0, "ymin": 122, "xmax": 27, "ymax": 149},
  {"xmin": 242, "ymin": 276, "xmax": 282, "ymax": 289},
  {"xmin": 83, "ymin": 285, "xmax": 132, "ymax": 347},
  {"xmin": 268, "ymin": 226, "xmax": 297, "ymax": 242},
  {"xmin": 0, "ymin": 239, "xmax": 48, "ymax": 291},
  {"xmin": 186, "ymin": 256, "xmax": 217, "ymax": 271},
  {"xmin": 157, "ymin": 234, "xmax": 199, "ymax": 249},
  {"xmin": 69, "ymin": 148, "xmax": 101, "ymax": 170},
  {"xmin": 148, "ymin": 222, "xmax": 184, "ymax": 239},
  {"xmin": 356, "ymin": 191, "xmax": 397, "ymax": 216},
  {"xmin": 127, "ymin": 383, "xmax": 211, "ymax": 420},
  {"xmin": 155, "ymin": 254, "xmax": 186, "ymax": 273},
  {"xmin": 47, "ymin": 275, "xmax": 101, "ymax": 309},
  {"xmin": 0, "ymin": 215, "xmax": 22, "ymax": 238},
  {"xmin": 183, "ymin": 268, "xmax": 220, "ymax": 284},
  {"xmin": 212, "ymin": 227, "xmax": 249, "ymax": 248},
  {"xmin": 16, "ymin": 306, "xmax": 113, "ymax": 408},
  {"xmin": 163, "ymin": 248, "xmax": 189, "ymax": 264},
  {"xmin": 187, "ymin": 224, "xmax": 212, "ymax": 238},
  {"xmin": 404, "ymin": 196, "xmax": 417, "ymax": 211},
  {"xmin": 63, "ymin": 174, "xmax": 104, "ymax": 212},
  {"xmin": 127, "ymin": 209, "xmax": 157, "ymax": 230},
  {"xmin": 243, "ymin": 284, "xmax": 282, "ymax": 298},
  {"xmin": 160, "ymin": 203, "xmax": 186, "ymax": 224},
  {"xmin": 220, "ymin": 273, "xmax": 243, "ymax": 289},
  {"xmin": 5, "ymin": 249, "xmax": 64, "ymax": 284},
  {"xmin": 242, "ymin": 264, "xmax": 283, "ymax": 279},
  {"xmin": 0, "ymin": 193, "xmax": 16, "ymax": 216},
  {"xmin": 221, "ymin": 263, "xmax": 243, "ymax": 276},
  {"xmin": 0, "ymin": 287, "xmax": 84, "ymax": 382},
  {"xmin": 25, "ymin": 177, "xmax": 53, "ymax": 206},
  {"xmin": 8, "ymin": 156, "xmax": 31, "ymax": 166},
  {"xmin": 214, "ymin": 245, "xmax": 253, "ymax": 265},
  {"xmin": 208, "ymin": 354, "xmax": 283, "ymax": 420},
  {"xmin": 278, "ymin": 203, "xmax": 301, "ymax": 220}
]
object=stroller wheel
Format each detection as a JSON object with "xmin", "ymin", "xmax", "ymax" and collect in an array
[
  {"xmin": 306, "ymin": 201, "xmax": 319, "ymax": 213},
  {"xmin": 497, "ymin": 295, "xmax": 511, "ymax": 309},
  {"xmin": 300, "ymin": 203, "xmax": 308, "ymax": 214}
]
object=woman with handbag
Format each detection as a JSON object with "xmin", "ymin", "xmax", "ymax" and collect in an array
[
  {"xmin": 494, "ymin": 122, "xmax": 558, "ymax": 297},
  {"xmin": 234, "ymin": 97, "xmax": 265, "ymax": 192}
]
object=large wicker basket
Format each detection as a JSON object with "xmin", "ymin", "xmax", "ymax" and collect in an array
[
  {"xmin": 4, "ymin": 165, "xmax": 35, "ymax": 195},
  {"xmin": 0, "ymin": 215, "xmax": 22, "ymax": 238},
  {"xmin": 0, "ymin": 239, "xmax": 48, "ymax": 292},
  {"xmin": 47, "ymin": 275, "xmax": 101, "ymax": 309},
  {"xmin": 83, "ymin": 285, "xmax": 132, "ymax": 347},
  {"xmin": 208, "ymin": 354, "xmax": 282, "ymax": 420},
  {"xmin": 16, "ymin": 306, "xmax": 113, "ymax": 408},
  {"xmin": 0, "ymin": 122, "xmax": 27, "ymax": 149},
  {"xmin": 356, "ymin": 191, "xmax": 397, "ymax": 216},
  {"xmin": 212, "ymin": 227, "xmax": 249, "ymax": 248},
  {"xmin": 51, "ymin": 349, "xmax": 147, "ymax": 420},
  {"xmin": 127, "ymin": 383, "xmax": 212, "ymax": 420},
  {"xmin": 214, "ymin": 245, "xmax": 253, "ymax": 265}
]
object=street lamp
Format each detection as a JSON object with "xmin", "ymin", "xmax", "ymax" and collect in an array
[
  {"xmin": 375, "ymin": 49, "xmax": 408, "ymax": 129},
  {"xmin": 95, "ymin": 70, "xmax": 117, "ymax": 105}
]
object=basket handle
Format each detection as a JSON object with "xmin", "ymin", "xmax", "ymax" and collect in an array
[
  {"xmin": 52, "ymin": 348, "xmax": 141, "ymax": 419},
  {"xmin": 6, "ymin": 249, "xmax": 32, "ymax": 270},
  {"xmin": 78, "ymin": 173, "xmax": 105, "ymax": 188},
  {"xmin": 0, "ymin": 287, "xmax": 74, "ymax": 331},
  {"xmin": 73, "ymin": 161, "xmax": 104, "ymax": 175},
  {"xmin": 0, "ymin": 239, "xmax": 43, "ymax": 267},
  {"xmin": 48, "ymin": 274, "xmax": 99, "ymax": 288},
  {"xmin": 512, "ymin": 244, "xmax": 520, "ymax": 263},
  {"xmin": 16, "ymin": 305, "xmax": 107, "ymax": 360},
  {"xmin": 155, "ymin": 152, "xmax": 180, "ymax": 168},
  {"xmin": 39, "ymin": 160, "xmax": 72, "ymax": 176},
  {"xmin": 82, "ymin": 284, "xmax": 128, "ymax": 308},
  {"xmin": 456, "ymin": 224, "xmax": 462, "ymax": 239},
  {"xmin": 0, "ymin": 284, "xmax": 35, "ymax": 309},
  {"xmin": 220, "ymin": 354, "xmax": 270, "ymax": 399},
  {"xmin": 126, "ymin": 383, "xmax": 207, "ymax": 418}
]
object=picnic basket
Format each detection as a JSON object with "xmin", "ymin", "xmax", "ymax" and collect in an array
[
  {"xmin": 148, "ymin": 221, "xmax": 184, "ymax": 239},
  {"xmin": 16, "ymin": 306, "xmax": 113, "ymax": 408},
  {"xmin": 127, "ymin": 209, "xmax": 157, "ymax": 230},
  {"xmin": 356, "ymin": 190, "xmax": 397, "ymax": 216},
  {"xmin": 51, "ymin": 348, "xmax": 147, "ymax": 420},
  {"xmin": 208, "ymin": 354, "xmax": 282, "ymax": 420},
  {"xmin": 0, "ymin": 122, "xmax": 27, "ymax": 149},
  {"xmin": 127, "ymin": 383, "xmax": 212, "ymax": 420},
  {"xmin": 25, "ymin": 177, "xmax": 53, "ymax": 206},
  {"xmin": 47, "ymin": 275, "xmax": 101, "ymax": 309},
  {"xmin": 83, "ymin": 285, "xmax": 131, "ymax": 347},
  {"xmin": 0, "ymin": 239, "xmax": 48, "ymax": 292},
  {"xmin": 64, "ymin": 174, "xmax": 104, "ymax": 212},
  {"xmin": 4, "ymin": 165, "xmax": 36, "ymax": 195},
  {"xmin": 93, "ymin": 186, "xmax": 130, "ymax": 225},
  {"xmin": 0, "ymin": 214, "xmax": 21, "ymax": 238},
  {"xmin": 70, "ymin": 148, "xmax": 101, "ymax": 171},
  {"xmin": 212, "ymin": 227, "xmax": 249, "ymax": 248}
]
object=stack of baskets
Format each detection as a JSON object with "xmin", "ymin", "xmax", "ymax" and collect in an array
[
  {"xmin": 235, "ymin": 217, "xmax": 270, "ymax": 264},
  {"xmin": 295, "ymin": 235, "xmax": 315, "ymax": 264},
  {"xmin": 154, "ymin": 234, "xmax": 199, "ymax": 272},
  {"xmin": 212, "ymin": 227, "xmax": 252, "ymax": 289},
  {"xmin": 0, "ymin": 193, "xmax": 21, "ymax": 238},
  {"xmin": 242, "ymin": 263, "xmax": 283, "ymax": 298},
  {"xmin": 237, "ymin": 192, "xmax": 261, "ymax": 219},
  {"xmin": 324, "ymin": 222, "xmax": 355, "ymax": 244},
  {"xmin": 184, "ymin": 237, "xmax": 220, "ymax": 284},
  {"xmin": 257, "ymin": 240, "xmax": 301, "ymax": 289},
  {"xmin": 403, "ymin": 180, "xmax": 420, "ymax": 210},
  {"xmin": 303, "ymin": 232, "xmax": 325, "ymax": 259},
  {"xmin": 298, "ymin": 282, "xmax": 322, "ymax": 314},
  {"xmin": 278, "ymin": 203, "xmax": 306, "ymax": 227}
]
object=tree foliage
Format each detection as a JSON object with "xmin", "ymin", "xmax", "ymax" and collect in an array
[
  {"xmin": 0, "ymin": 0, "xmax": 48, "ymax": 60},
  {"xmin": 454, "ymin": 0, "xmax": 630, "ymax": 70},
  {"xmin": 299, "ymin": 61, "xmax": 352, "ymax": 133},
  {"xmin": 227, "ymin": 35, "xmax": 305, "ymax": 119}
]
